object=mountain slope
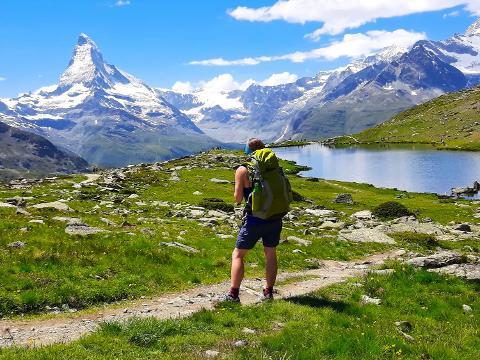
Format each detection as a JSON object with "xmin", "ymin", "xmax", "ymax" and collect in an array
[
  {"xmin": 0, "ymin": 34, "xmax": 220, "ymax": 167},
  {"xmin": 332, "ymin": 86, "xmax": 480, "ymax": 150},
  {"xmin": 0, "ymin": 119, "xmax": 88, "ymax": 180}
]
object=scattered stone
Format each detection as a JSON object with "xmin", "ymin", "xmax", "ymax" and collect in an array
[
  {"xmin": 205, "ymin": 350, "xmax": 220, "ymax": 358},
  {"xmin": 217, "ymin": 234, "xmax": 233, "ymax": 240},
  {"xmin": 287, "ymin": 236, "xmax": 312, "ymax": 246},
  {"xmin": 0, "ymin": 202, "xmax": 16, "ymax": 208},
  {"xmin": 16, "ymin": 208, "xmax": 31, "ymax": 216},
  {"xmin": 292, "ymin": 249, "xmax": 304, "ymax": 254},
  {"xmin": 6, "ymin": 196, "xmax": 30, "ymax": 207},
  {"xmin": 395, "ymin": 321, "xmax": 413, "ymax": 333},
  {"xmin": 31, "ymin": 201, "xmax": 73, "ymax": 212},
  {"xmin": 65, "ymin": 224, "xmax": 104, "ymax": 236},
  {"xmin": 320, "ymin": 221, "xmax": 345, "ymax": 230},
  {"xmin": 100, "ymin": 217, "xmax": 116, "ymax": 226},
  {"xmin": 210, "ymin": 178, "xmax": 230, "ymax": 184},
  {"xmin": 360, "ymin": 295, "xmax": 381, "ymax": 305},
  {"xmin": 7, "ymin": 241, "xmax": 26, "ymax": 249},
  {"xmin": 352, "ymin": 210, "xmax": 372, "ymax": 220},
  {"xmin": 193, "ymin": 191, "xmax": 203, "ymax": 196},
  {"xmin": 28, "ymin": 219, "xmax": 44, "ymax": 224},
  {"xmin": 370, "ymin": 269, "xmax": 394, "ymax": 275},
  {"xmin": 242, "ymin": 327, "xmax": 256, "ymax": 334},
  {"xmin": 305, "ymin": 208, "xmax": 335, "ymax": 217},
  {"xmin": 455, "ymin": 224, "xmax": 472, "ymax": 232},
  {"xmin": 234, "ymin": 340, "xmax": 248, "ymax": 347},
  {"xmin": 128, "ymin": 194, "xmax": 139, "ymax": 199},
  {"xmin": 339, "ymin": 228, "xmax": 396, "ymax": 244},
  {"xmin": 406, "ymin": 251, "xmax": 463, "ymax": 269},
  {"xmin": 159, "ymin": 242, "xmax": 199, "ymax": 253},
  {"xmin": 333, "ymin": 193, "xmax": 354, "ymax": 204},
  {"xmin": 429, "ymin": 263, "xmax": 480, "ymax": 281},
  {"xmin": 462, "ymin": 304, "xmax": 472, "ymax": 313}
]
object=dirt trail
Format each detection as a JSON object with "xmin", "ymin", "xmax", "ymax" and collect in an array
[{"xmin": 0, "ymin": 250, "xmax": 404, "ymax": 348}]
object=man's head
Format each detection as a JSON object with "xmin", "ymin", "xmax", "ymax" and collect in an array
[{"xmin": 244, "ymin": 138, "xmax": 265, "ymax": 155}]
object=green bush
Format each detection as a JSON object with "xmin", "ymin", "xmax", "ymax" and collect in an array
[
  {"xmin": 199, "ymin": 198, "xmax": 234, "ymax": 213},
  {"xmin": 373, "ymin": 201, "xmax": 412, "ymax": 220}
]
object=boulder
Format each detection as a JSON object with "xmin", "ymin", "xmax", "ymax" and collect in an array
[
  {"xmin": 406, "ymin": 251, "xmax": 463, "ymax": 269},
  {"xmin": 339, "ymin": 228, "xmax": 396, "ymax": 244},
  {"xmin": 0, "ymin": 202, "xmax": 16, "ymax": 208},
  {"xmin": 286, "ymin": 236, "xmax": 312, "ymax": 246},
  {"xmin": 429, "ymin": 263, "xmax": 480, "ymax": 280},
  {"xmin": 305, "ymin": 208, "xmax": 335, "ymax": 217},
  {"xmin": 320, "ymin": 221, "xmax": 345, "ymax": 230},
  {"xmin": 352, "ymin": 210, "xmax": 373, "ymax": 220},
  {"xmin": 360, "ymin": 295, "xmax": 381, "ymax": 305},
  {"xmin": 333, "ymin": 193, "xmax": 354, "ymax": 204},
  {"xmin": 31, "ymin": 201, "xmax": 73, "ymax": 212}
]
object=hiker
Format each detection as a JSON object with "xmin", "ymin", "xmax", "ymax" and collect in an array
[{"xmin": 223, "ymin": 138, "xmax": 292, "ymax": 302}]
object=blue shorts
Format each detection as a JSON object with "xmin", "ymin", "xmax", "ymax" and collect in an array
[{"xmin": 236, "ymin": 216, "xmax": 283, "ymax": 250}]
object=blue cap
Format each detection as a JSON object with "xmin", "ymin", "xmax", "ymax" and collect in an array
[{"xmin": 244, "ymin": 143, "xmax": 253, "ymax": 155}]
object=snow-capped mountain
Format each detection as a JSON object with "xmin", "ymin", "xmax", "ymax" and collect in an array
[
  {"xmin": 162, "ymin": 19, "xmax": 480, "ymax": 143},
  {"xmin": 0, "ymin": 34, "xmax": 219, "ymax": 167}
]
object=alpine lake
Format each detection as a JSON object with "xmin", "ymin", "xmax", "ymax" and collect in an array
[{"xmin": 275, "ymin": 143, "xmax": 480, "ymax": 199}]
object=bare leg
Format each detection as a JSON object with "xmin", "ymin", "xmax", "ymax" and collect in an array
[
  {"xmin": 263, "ymin": 246, "xmax": 277, "ymax": 288},
  {"xmin": 231, "ymin": 248, "xmax": 249, "ymax": 288}
]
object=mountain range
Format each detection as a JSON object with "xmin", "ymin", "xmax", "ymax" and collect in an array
[
  {"xmin": 0, "ymin": 34, "xmax": 220, "ymax": 168},
  {"xmin": 160, "ymin": 18, "xmax": 480, "ymax": 143},
  {"xmin": 0, "ymin": 19, "xmax": 479, "ymax": 172}
]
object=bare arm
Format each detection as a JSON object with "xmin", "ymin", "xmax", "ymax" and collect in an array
[{"xmin": 234, "ymin": 166, "xmax": 247, "ymax": 204}]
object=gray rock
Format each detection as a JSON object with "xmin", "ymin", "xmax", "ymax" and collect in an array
[
  {"xmin": 159, "ymin": 242, "xmax": 199, "ymax": 253},
  {"xmin": 205, "ymin": 350, "xmax": 220, "ymax": 358},
  {"xmin": 7, "ymin": 241, "xmax": 26, "ymax": 249},
  {"xmin": 31, "ymin": 201, "xmax": 73, "ymax": 212},
  {"xmin": 210, "ymin": 178, "xmax": 230, "ymax": 184},
  {"xmin": 360, "ymin": 295, "xmax": 381, "ymax": 305},
  {"xmin": 333, "ymin": 193, "xmax": 354, "ymax": 204},
  {"xmin": 286, "ymin": 236, "xmax": 312, "ymax": 246},
  {"xmin": 320, "ymin": 221, "xmax": 345, "ymax": 230},
  {"xmin": 65, "ymin": 224, "xmax": 104, "ymax": 236},
  {"xmin": 429, "ymin": 263, "xmax": 480, "ymax": 280},
  {"xmin": 352, "ymin": 210, "xmax": 372, "ymax": 220},
  {"xmin": 406, "ymin": 251, "xmax": 463, "ymax": 269},
  {"xmin": 339, "ymin": 228, "xmax": 396, "ymax": 244},
  {"xmin": 242, "ymin": 327, "xmax": 256, "ymax": 334},
  {"xmin": 0, "ymin": 202, "xmax": 16, "ymax": 208},
  {"xmin": 463, "ymin": 304, "xmax": 473, "ymax": 312},
  {"xmin": 16, "ymin": 207, "xmax": 31, "ymax": 216},
  {"xmin": 192, "ymin": 191, "xmax": 203, "ymax": 196},
  {"xmin": 234, "ymin": 340, "xmax": 248, "ymax": 347},
  {"xmin": 28, "ymin": 219, "xmax": 44, "ymax": 224},
  {"xmin": 305, "ymin": 208, "xmax": 335, "ymax": 217}
]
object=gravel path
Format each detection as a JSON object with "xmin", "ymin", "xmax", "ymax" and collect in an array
[{"xmin": 0, "ymin": 250, "xmax": 404, "ymax": 348}]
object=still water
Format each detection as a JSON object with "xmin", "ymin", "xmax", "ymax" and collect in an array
[{"xmin": 275, "ymin": 144, "xmax": 480, "ymax": 197}]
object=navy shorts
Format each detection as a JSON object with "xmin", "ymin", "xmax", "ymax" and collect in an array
[{"xmin": 236, "ymin": 217, "xmax": 283, "ymax": 250}]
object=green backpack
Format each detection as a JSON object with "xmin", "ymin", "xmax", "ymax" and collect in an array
[{"xmin": 247, "ymin": 148, "xmax": 293, "ymax": 220}]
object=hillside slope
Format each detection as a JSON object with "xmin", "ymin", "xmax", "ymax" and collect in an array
[
  {"xmin": 333, "ymin": 86, "xmax": 480, "ymax": 150},
  {"xmin": 0, "ymin": 120, "xmax": 88, "ymax": 180}
]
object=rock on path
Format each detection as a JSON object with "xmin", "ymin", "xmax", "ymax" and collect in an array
[{"xmin": 0, "ymin": 250, "xmax": 404, "ymax": 348}]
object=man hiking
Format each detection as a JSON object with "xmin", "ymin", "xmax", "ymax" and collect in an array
[{"xmin": 223, "ymin": 138, "xmax": 292, "ymax": 302}]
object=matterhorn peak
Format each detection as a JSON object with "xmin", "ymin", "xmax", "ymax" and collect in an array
[
  {"xmin": 465, "ymin": 18, "xmax": 480, "ymax": 36},
  {"xmin": 59, "ymin": 33, "xmax": 129, "ymax": 89}
]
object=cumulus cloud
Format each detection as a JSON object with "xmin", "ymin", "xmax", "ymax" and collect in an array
[
  {"xmin": 229, "ymin": 0, "xmax": 480, "ymax": 39},
  {"xmin": 172, "ymin": 81, "xmax": 194, "ymax": 94},
  {"xmin": 113, "ymin": 0, "xmax": 131, "ymax": 7},
  {"xmin": 189, "ymin": 29, "xmax": 426, "ymax": 66},
  {"xmin": 260, "ymin": 72, "xmax": 298, "ymax": 86},
  {"xmin": 200, "ymin": 73, "xmax": 254, "ymax": 92}
]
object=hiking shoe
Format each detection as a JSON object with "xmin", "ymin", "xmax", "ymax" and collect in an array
[
  {"xmin": 217, "ymin": 294, "xmax": 240, "ymax": 303},
  {"xmin": 261, "ymin": 288, "xmax": 274, "ymax": 301}
]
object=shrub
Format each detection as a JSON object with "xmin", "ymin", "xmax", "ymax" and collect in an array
[
  {"xmin": 373, "ymin": 201, "xmax": 412, "ymax": 220},
  {"xmin": 199, "ymin": 198, "xmax": 234, "ymax": 213}
]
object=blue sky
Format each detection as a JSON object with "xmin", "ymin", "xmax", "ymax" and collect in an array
[{"xmin": 0, "ymin": 0, "xmax": 479, "ymax": 97}]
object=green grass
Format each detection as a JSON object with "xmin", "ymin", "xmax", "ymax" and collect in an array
[
  {"xmin": 333, "ymin": 86, "xmax": 480, "ymax": 150},
  {"xmin": 0, "ymin": 150, "xmax": 477, "ymax": 317},
  {"xmin": 2, "ymin": 266, "xmax": 479, "ymax": 359}
]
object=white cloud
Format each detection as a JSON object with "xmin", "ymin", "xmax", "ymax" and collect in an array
[
  {"xmin": 260, "ymin": 72, "xmax": 298, "ymax": 86},
  {"xmin": 229, "ymin": 0, "xmax": 480, "ymax": 39},
  {"xmin": 189, "ymin": 29, "xmax": 426, "ymax": 66},
  {"xmin": 113, "ymin": 0, "xmax": 130, "ymax": 7},
  {"xmin": 443, "ymin": 10, "xmax": 461, "ymax": 18},
  {"xmin": 200, "ymin": 73, "xmax": 254, "ymax": 92},
  {"xmin": 0, "ymin": 76, "xmax": 6, "ymax": 81},
  {"xmin": 172, "ymin": 81, "xmax": 193, "ymax": 94}
]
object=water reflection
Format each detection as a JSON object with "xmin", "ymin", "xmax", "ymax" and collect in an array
[{"xmin": 275, "ymin": 144, "xmax": 480, "ymax": 197}]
